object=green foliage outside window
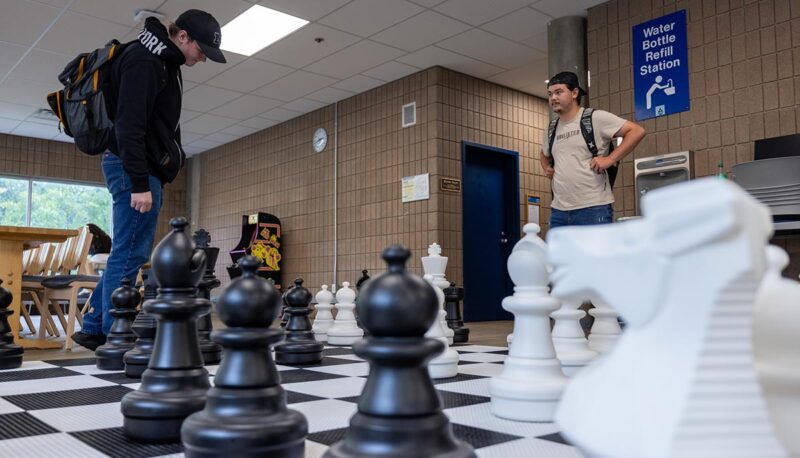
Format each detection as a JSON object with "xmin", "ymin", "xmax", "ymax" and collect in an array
[{"xmin": 0, "ymin": 177, "xmax": 28, "ymax": 226}]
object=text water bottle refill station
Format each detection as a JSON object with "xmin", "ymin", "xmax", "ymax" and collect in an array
[{"xmin": 634, "ymin": 151, "xmax": 693, "ymax": 215}]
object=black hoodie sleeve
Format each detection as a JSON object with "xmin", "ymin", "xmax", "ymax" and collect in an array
[{"xmin": 114, "ymin": 58, "xmax": 163, "ymax": 193}]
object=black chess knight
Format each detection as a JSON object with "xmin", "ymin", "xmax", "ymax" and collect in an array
[
  {"xmin": 324, "ymin": 245, "xmax": 475, "ymax": 458},
  {"xmin": 121, "ymin": 217, "xmax": 211, "ymax": 442},
  {"xmin": 182, "ymin": 256, "xmax": 308, "ymax": 457}
]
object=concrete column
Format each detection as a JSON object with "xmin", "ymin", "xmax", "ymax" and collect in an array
[
  {"xmin": 186, "ymin": 156, "xmax": 201, "ymax": 232},
  {"xmin": 547, "ymin": 16, "xmax": 588, "ymax": 112}
]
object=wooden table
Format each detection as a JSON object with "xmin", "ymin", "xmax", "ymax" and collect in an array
[{"xmin": 0, "ymin": 226, "xmax": 78, "ymax": 349}]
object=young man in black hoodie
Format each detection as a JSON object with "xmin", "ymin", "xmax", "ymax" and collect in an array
[{"xmin": 73, "ymin": 10, "xmax": 226, "ymax": 350}]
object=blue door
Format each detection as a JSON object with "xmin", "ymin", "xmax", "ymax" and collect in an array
[{"xmin": 461, "ymin": 142, "xmax": 520, "ymax": 322}]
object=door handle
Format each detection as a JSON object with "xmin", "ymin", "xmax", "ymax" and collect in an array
[{"xmin": 500, "ymin": 231, "xmax": 508, "ymax": 244}]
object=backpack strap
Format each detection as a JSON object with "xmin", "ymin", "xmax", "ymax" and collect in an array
[
  {"xmin": 546, "ymin": 117, "xmax": 558, "ymax": 166},
  {"xmin": 579, "ymin": 107, "xmax": 599, "ymax": 157}
]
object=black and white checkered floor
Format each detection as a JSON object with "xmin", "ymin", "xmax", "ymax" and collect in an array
[{"xmin": 0, "ymin": 345, "xmax": 582, "ymax": 457}]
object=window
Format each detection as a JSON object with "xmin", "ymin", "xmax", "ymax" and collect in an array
[{"xmin": 0, "ymin": 176, "xmax": 111, "ymax": 233}]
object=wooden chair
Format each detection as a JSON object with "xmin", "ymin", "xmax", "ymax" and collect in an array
[
  {"xmin": 41, "ymin": 226, "xmax": 99, "ymax": 349},
  {"xmin": 21, "ymin": 242, "xmax": 61, "ymax": 337}
]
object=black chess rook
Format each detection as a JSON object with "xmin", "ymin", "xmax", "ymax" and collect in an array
[
  {"xmin": 120, "ymin": 217, "xmax": 211, "ymax": 442},
  {"xmin": 95, "ymin": 278, "xmax": 139, "ymax": 370},
  {"xmin": 444, "ymin": 282, "xmax": 470, "ymax": 343},
  {"xmin": 274, "ymin": 278, "xmax": 323, "ymax": 365},
  {"xmin": 324, "ymin": 245, "xmax": 475, "ymax": 458},
  {"xmin": 182, "ymin": 256, "xmax": 308, "ymax": 457},
  {"xmin": 0, "ymin": 279, "xmax": 23, "ymax": 370}
]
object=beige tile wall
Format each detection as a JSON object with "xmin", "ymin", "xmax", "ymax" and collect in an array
[
  {"xmin": 0, "ymin": 133, "xmax": 186, "ymax": 242},
  {"xmin": 588, "ymin": 0, "xmax": 800, "ymax": 272},
  {"xmin": 196, "ymin": 67, "xmax": 551, "ymax": 291}
]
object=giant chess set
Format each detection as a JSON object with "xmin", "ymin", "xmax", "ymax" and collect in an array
[{"xmin": 0, "ymin": 178, "xmax": 797, "ymax": 458}]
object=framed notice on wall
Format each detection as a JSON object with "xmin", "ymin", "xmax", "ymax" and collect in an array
[{"xmin": 526, "ymin": 194, "xmax": 541, "ymax": 225}]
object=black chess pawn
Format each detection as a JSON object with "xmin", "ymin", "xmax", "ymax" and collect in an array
[
  {"xmin": 123, "ymin": 268, "xmax": 157, "ymax": 378},
  {"xmin": 356, "ymin": 269, "xmax": 370, "ymax": 291},
  {"xmin": 96, "ymin": 278, "xmax": 140, "ymax": 370},
  {"xmin": 324, "ymin": 245, "xmax": 475, "ymax": 458},
  {"xmin": 121, "ymin": 217, "xmax": 211, "ymax": 442},
  {"xmin": 444, "ymin": 282, "xmax": 470, "ymax": 344},
  {"xmin": 194, "ymin": 229, "xmax": 222, "ymax": 365},
  {"xmin": 0, "ymin": 279, "xmax": 23, "ymax": 370},
  {"xmin": 274, "ymin": 278, "xmax": 323, "ymax": 365},
  {"xmin": 181, "ymin": 256, "xmax": 308, "ymax": 457}
]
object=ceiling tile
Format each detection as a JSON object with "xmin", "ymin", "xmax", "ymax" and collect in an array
[
  {"xmin": 331, "ymin": 74, "xmax": 384, "ymax": 93},
  {"xmin": 36, "ymin": 11, "xmax": 132, "ymax": 56},
  {"xmin": 239, "ymin": 116, "xmax": 279, "ymax": 130},
  {"xmin": 0, "ymin": 0, "xmax": 62, "ymax": 47},
  {"xmin": 260, "ymin": 107, "xmax": 302, "ymax": 123},
  {"xmin": 158, "ymin": 0, "xmax": 254, "ymax": 25},
  {"xmin": 182, "ymin": 113, "xmax": 239, "ymax": 135},
  {"xmin": 362, "ymin": 60, "xmax": 421, "ymax": 82},
  {"xmin": 253, "ymin": 23, "xmax": 360, "ymax": 69},
  {"xmin": 532, "ymin": 0, "xmax": 604, "ymax": 18},
  {"xmin": 0, "ymin": 78, "xmax": 59, "ymax": 109},
  {"xmin": 408, "ymin": 0, "xmax": 447, "ymax": 7},
  {"xmin": 305, "ymin": 40, "xmax": 405, "ymax": 80},
  {"xmin": 481, "ymin": 7, "xmax": 552, "ymax": 43},
  {"xmin": 438, "ymin": 29, "xmax": 544, "ymax": 69},
  {"xmin": 182, "ymin": 85, "xmax": 244, "ymax": 112},
  {"xmin": 0, "ymin": 102, "xmax": 39, "ymax": 121},
  {"xmin": 209, "ymin": 95, "xmax": 283, "ymax": 119},
  {"xmin": 397, "ymin": 46, "xmax": 502, "ymax": 79},
  {"xmin": 371, "ymin": 11, "xmax": 471, "ymax": 52},
  {"xmin": 9, "ymin": 49, "xmax": 69, "ymax": 85},
  {"xmin": 434, "ymin": 0, "xmax": 532, "ymax": 26},
  {"xmin": 182, "ymin": 53, "xmax": 246, "ymax": 84},
  {"xmin": 180, "ymin": 132, "xmax": 205, "ymax": 144},
  {"xmin": 0, "ymin": 117, "xmax": 22, "ymax": 133},
  {"xmin": 319, "ymin": 0, "xmax": 423, "ymax": 38},
  {"xmin": 306, "ymin": 86, "xmax": 355, "ymax": 104},
  {"xmin": 187, "ymin": 138, "xmax": 224, "ymax": 150},
  {"xmin": 52, "ymin": 132, "xmax": 74, "ymax": 143},
  {"xmin": 203, "ymin": 131, "xmax": 240, "ymax": 144},
  {"xmin": 281, "ymin": 98, "xmax": 328, "ymax": 113},
  {"xmin": 521, "ymin": 31, "xmax": 548, "ymax": 53},
  {"xmin": 180, "ymin": 109, "xmax": 203, "ymax": 123},
  {"xmin": 12, "ymin": 121, "xmax": 59, "ymax": 140},
  {"xmin": 252, "ymin": 70, "xmax": 337, "ymax": 102},
  {"xmin": 487, "ymin": 58, "xmax": 548, "ymax": 92},
  {"xmin": 257, "ymin": 0, "xmax": 352, "ymax": 21},
  {"xmin": 69, "ymin": 0, "xmax": 163, "ymax": 26},
  {"xmin": 221, "ymin": 124, "xmax": 260, "ymax": 136},
  {"xmin": 206, "ymin": 59, "xmax": 294, "ymax": 93},
  {"xmin": 0, "ymin": 42, "xmax": 28, "ymax": 79}
]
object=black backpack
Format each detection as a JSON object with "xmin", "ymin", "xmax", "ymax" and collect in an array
[
  {"xmin": 47, "ymin": 39, "xmax": 130, "ymax": 155},
  {"xmin": 547, "ymin": 107, "xmax": 618, "ymax": 188}
]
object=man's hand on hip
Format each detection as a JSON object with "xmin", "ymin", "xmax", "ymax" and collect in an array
[
  {"xmin": 131, "ymin": 191, "xmax": 153, "ymax": 213},
  {"xmin": 545, "ymin": 166, "xmax": 555, "ymax": 179},
  {"xmin": 590, "ymin": 156, "xmax": 616, "ymax": 174}
]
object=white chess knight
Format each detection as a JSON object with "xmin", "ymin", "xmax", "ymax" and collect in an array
[
  {"xmin": 326, "ymin": 282, "xmax": 363, "ymax": 346},
  {"xmin": 754, "ymin": 245, "xmax": 800, "ymax": 455},
  {"xmin": 490, "ymin": 223, "xmax": 567, "ymax": 422},
  {"xmin": 421, "ymin": 243, "xmax": 455, "ymax": 345},
  {"xmin": 547, "ymin": 178, "xmax": 787, "ymax": 458},
  {"xmin": 312, "ymin": 285, "xmax": 335, "ymax": 342},
  {"xmin": 424, "ymin": 274, "xmax": 459, "ymax": 379}
]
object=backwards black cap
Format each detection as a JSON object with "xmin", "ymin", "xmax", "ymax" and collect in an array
[
  {"xmin": 547, "ymin": 71, "xmax": 586, "ymax": 96},
  {"xmin": 176, "ymin": 9, "xmax": 226, "ymax": 63}
]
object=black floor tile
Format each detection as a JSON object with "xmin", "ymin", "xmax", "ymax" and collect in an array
[
  {"xmin": 4, "ymin": 385, "xmax": 133, "ymax": 410},
  {"xmin": 0, "ymin": 412, "xmax": 59, "ymax": 439},
  {"xmin": 70, "ymin": 427, "xmax": 183, "ymax": 458}
]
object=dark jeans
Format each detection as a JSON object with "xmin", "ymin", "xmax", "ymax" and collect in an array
[
  {"xmin": 81, "ymin": 153, "xmax": 162, "ymax": 335},
  {"xmin": 549, "ymin": 203, "xmax": 613, "ymax": 229}
]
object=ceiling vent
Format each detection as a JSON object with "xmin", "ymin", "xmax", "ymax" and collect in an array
[{"xmin": 402, "ymin": 102, "xmax": 416, "ymax": 128}]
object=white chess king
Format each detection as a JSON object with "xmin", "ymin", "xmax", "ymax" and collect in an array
[{"xmin": 547, "ymin": 178, "xmax": 787, "ymax": 458}]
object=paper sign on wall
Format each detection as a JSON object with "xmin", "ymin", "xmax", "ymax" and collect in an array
[{"xmin": 402, "ymin": 173, "xmax": 430, "ymax": 203}]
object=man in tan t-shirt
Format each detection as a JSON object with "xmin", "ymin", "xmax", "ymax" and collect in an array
[{"xmin": 539, "ymin": 72, "xmax": 646, "ymax": 228}]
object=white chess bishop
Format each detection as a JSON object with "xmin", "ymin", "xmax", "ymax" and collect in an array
[
  {"xmin": 754, "ymin": 245, "xmax": 800, "ymax": 455},
  {"xmin": 421, "ymin": 243, "xmax": 455, "ymax": 345},
  {"xmin": 326, "ymin": 282, "xmax": 363, "ymax": 346},
  {"xmin": 424, "ymin": 274, "xmax": 459, "ymax": 379},
  {"xmin": 490, "ymin": 223, "xmax": 567, "ymax": 422},
  {"xmin": 312, "ymin": 285, "xmax": 335, "ymax": 342},
  {"xmin": 548, "ymin": 178, "xmax": 787, "ymax": 458}
]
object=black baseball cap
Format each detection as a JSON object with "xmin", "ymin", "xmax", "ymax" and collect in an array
[
  {"xmin": 547, "ymin": 71, "xmax": 586, "ymax": 96},
  {"xmin": 176, "ymin": 9, "xmax": 226, "ymax": 63}
]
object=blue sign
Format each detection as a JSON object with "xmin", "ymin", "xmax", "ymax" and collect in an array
[{"xmin": 632, "ymin": 10, "xmax": 690, "ymax": 121}]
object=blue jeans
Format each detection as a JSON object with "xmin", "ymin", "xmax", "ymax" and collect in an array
[
  {"xmin": 549, "ymin": 203, "xmax": 613, "ymax": 229},
  {"xmin": 82, "ymin": 153, "xmax": 162, "ymax": 335}
]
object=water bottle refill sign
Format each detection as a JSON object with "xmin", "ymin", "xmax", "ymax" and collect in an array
[{"xmin": 632, "ymin": 9, "xmax": 690, "ymax": 121}]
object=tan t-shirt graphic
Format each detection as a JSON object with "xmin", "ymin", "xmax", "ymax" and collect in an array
[{"xmin": 542, "ymin": 108, "xmax": 626, "ymax": 211}]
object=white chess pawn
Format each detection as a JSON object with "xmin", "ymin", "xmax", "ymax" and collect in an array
[
  {"xmin": 326, "ymin": 282, "xmax": 363, "ymax": 346},
  {"xmin": 422, "ymin": 242, "xmax": 454, "ymax": 345},
  {"xmin": 312, "ymin": 285, "xmax": 335, "ymax": 342},
  {"xmin": 424, "ymin": 274, "xmax": 459, "ymax": 379},
  {"xmin": 490, "ymin": 223, "xmax": 567, "ymax": 422},
  {"xmin": 551, "ymin": 298, "xmax": 597, "ymax": 375},
  {"xmin": 587, "ymin": 298, "xmax": 621, "ymax": 353}
]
